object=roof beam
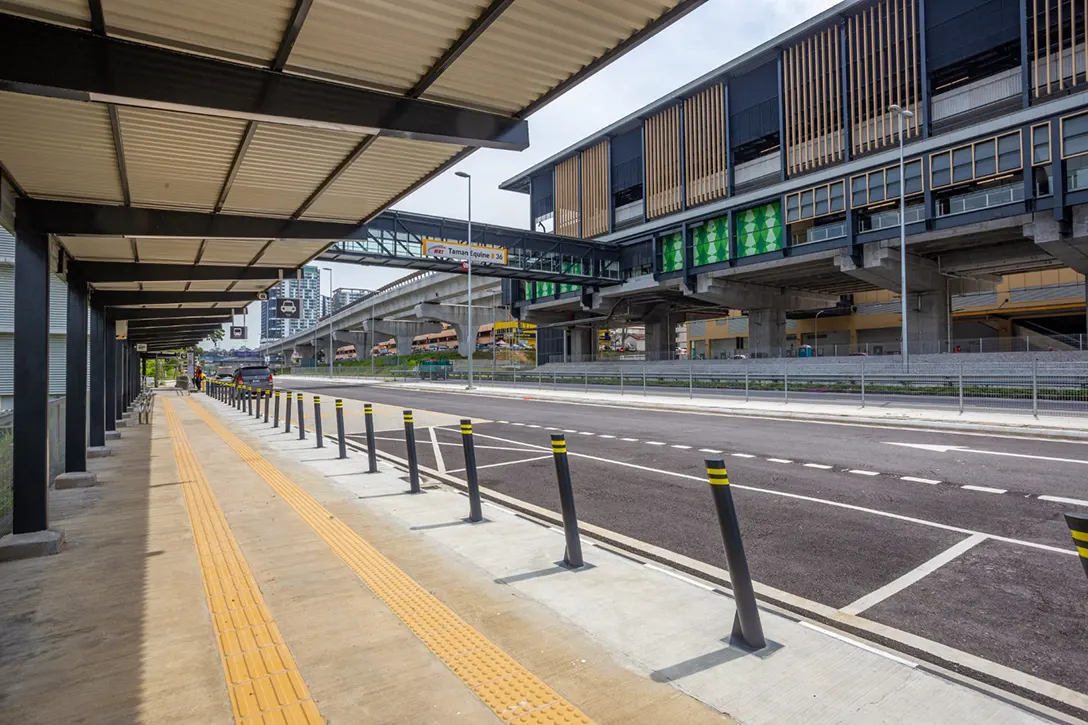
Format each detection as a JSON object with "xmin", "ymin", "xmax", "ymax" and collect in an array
[
  {"xmin": 106, "ymin": 306, "xmax": 237, "ymax": 320},
  {"xmin": 79, "ymin": 262, "xmax": 285, "ymax": 283},
  {"xmin": 128, "ymin": 318, "xmax": 230, "ymax": 329},
  {"xmin": 0, "ymin": 14, "xmax": 529, "ymax": 150},
  {"xmin": 17, "ymin": 198, "xmax": 365, "ymax": 239},
  {"xmin": 127, "ymin": 328, "xmax": 221, "ymax": 340},
  {"xmin": 95, "ymin": 291, "xmax": 260, "ymax": 306},
  {"xmin": 408, "ymin": 0, "xmax": 515, "ymax": 96}
]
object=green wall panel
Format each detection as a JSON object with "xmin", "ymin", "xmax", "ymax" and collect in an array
[
  {"xmin": 660, "ymin": 232, "xmax": 684, "ymax": 273},
  {"xmin": 736, "ymin": 202, "xmax": 782, "ymax": 257},
  {"xmin": 692, "ymin": 214, "xmax": 729, "ymax": 267}
]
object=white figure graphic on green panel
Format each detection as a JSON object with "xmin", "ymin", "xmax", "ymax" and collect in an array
[{"xmin": 737, "ymin": 202, "xmax": 782, "ymax": 258}]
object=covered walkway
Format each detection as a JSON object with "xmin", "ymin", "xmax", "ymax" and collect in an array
[{"xmin": 0, "ymin": 389, "xmax": 731, "ymax": 723}]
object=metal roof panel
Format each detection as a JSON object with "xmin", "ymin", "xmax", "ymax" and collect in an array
[
  {"xmin": 0, "ymin": 92, "xmax": 124, "ymax": 203},
  {"xmin": 134, "ymin": 237, "xmax": 204, "ymax": 263},
  {"xmin": 253, "ymin": 239, "xmax": 329, "ymax": 266},
  {"xmin": 59, "ymin": 236, "xmax": 133, "ymax": 262},
  {"xmin": 119, "ymin": 107, "xmax": 247, "ymax": 212},
  {"xmin": 288, "ymin": 0, "xmax": 486, "ymax": 94},
  {"xmin": 221, "ymin": 123, "xmax": 365, "ymax": 217},
  {"xmin": 101, "ymin": 0, "xmax": 296, "ymax": 65},
  {"xmin": 302, "ymin": 136, "xmax": 462, "ymax": 221},
  {"xmin": 0, "ymin": 0, "xmax": 89, "ymax": 27},
  {"xmin": 197, "ymin": 239, "xmax": 269, "ymax": 265}
]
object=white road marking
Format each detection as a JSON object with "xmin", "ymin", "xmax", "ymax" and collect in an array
[
  {"xmin": 840, "ymin": 533, "xmax": 988, "ymax": 616},
  {"xmin": 1038, "ymin": 495, "xmax": 1088, "ymax": 507},
  {"xmin": 545, "ymin": 426, "xmax": 558, "ymax": 431},
  {"xmin": 798, "ymin": 622, "xmax": 918, "ymax": 668},
  {"xmin": 849, "ymin": 469, "xmax": 880, "ymax": 477},
  {"xmin": 563, "ymin": 429, "xmax": 578, "ymax": 433},
  {"xmin": 462, "ymin": 430, "xmax": 1077, "ymax": 557},
  {"xmin": 578, "ymin": 431, "xmax": 595, "ymax": 436},
  {"xmin": 901, "ymin": 476, "xmax": 941, "ymax": 485},
  {"xmin": 483, "ymin": 501, "xmax": 512, "ymax": 515},
  {"xmin": 497, "ymin": 420, "xmax": 509, "ymax": 424},
  {"xmin": 448, "ymin": 455, "xmax": 552, "ymax": 474},
  {"xmin": 699, "ymin": 448, "xmax": 723, "ymax": 454},
  {"xmin": 510, "ymin": 422, "xmax": 526, "ymax": 426},
  {"xmin": 599, "ymin": 434, "xmax": 616, "ymax": 439},
  {"xmin": 804, "ymin": 463, "xmax": 833, "ymax": 470},
  {"xmin": 527, "ymin": 424, "xmax": 541, "ymax": 428},
  {"xmin": 646, "ymin": 441, "xmax": 666, "ymax": 446},
  {"xmin": 429, "ymin": 427, "xmax": 446, "ymax": 473},
  {"xmin": 621, "ymin": 437, "xmax": 638, "ymax": 442},
  {"xmin": 671, "ymin": 444, "xmax": 692, "ymax": 450},
  {"xmin": 961, "ymin": 484, "xmax": 1008, "ymax": 494},
  {"xmin": 885, "ymin": 441, "xmax": 1088, "ymax": 465},
  {"xmin": 644, "ymin": 563, "xmax": 715, "ymax": 592},
  {"xmin": 731, "ymin": 453, "xmax": 755, "ymax": 458},
  {"xmin": 767, "ymin": 458, "xmax": 793, "ymax": 464}
]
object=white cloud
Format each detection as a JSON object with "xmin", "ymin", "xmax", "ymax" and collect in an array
[{"xmin": 226, "ymin": 0, "xmax": 840, "ymax": 349}]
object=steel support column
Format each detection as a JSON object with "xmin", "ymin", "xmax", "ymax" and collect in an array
[
  {"xmin": 105, "ymin": 320, "xmax": 116, "ymax": 431},
  {"xmin": 65, "ymin": 267, "xmax": 89, "ymax": 472},
  {"xmin": 12, "ymin": 223, "xmax": 50, "ymax": 534},
  {"xmin": 89, "ymin": 303, "xmax": 106, "ymax": 447}
]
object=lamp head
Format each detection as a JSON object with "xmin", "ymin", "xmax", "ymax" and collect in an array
[{"xmin": 455, "ymin": 171, "xmax": 470, "ymax": 179}]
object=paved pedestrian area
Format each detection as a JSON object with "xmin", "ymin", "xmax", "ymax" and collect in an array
[{"xmin": 0, "ymin": 390, "xmax": 733, "ymax": 724}]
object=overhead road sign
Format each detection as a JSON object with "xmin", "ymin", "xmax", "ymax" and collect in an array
[
  {"xmin": 424, "ymin": 239, "xmax": 508, "ymax": 265},
  {"xmin": 230, "ymin": 326, "xmax": 248, "ymax": 340}
]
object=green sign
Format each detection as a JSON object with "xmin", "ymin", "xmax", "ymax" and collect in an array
[
  {"xmin": 693, "ymin": 214, "xmax": 729, "ymax": 267},
  {"xmin": 559, "ymin": 260, "xmax": 584, "ymax": 295},
  {"xmin": 531, "ymin": 281, "xmax": 556, "ymax": 299},
  {"xmin": 660, "ymin": 232, "xmax": 684, "ymax": 273},
  {"xmin": 736, "ymin": 202, "xmax": 783, "ymax": 257}
]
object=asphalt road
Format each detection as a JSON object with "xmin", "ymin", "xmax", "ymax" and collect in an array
[{"xmin": 287, "ymin": 379, "xmax": 1088, "ymax": 697}]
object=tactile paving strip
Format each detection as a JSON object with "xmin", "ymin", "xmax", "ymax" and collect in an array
[
  {"xmin": 186, "ymin": 397, "xmax": 594, "ymax": 724},
  {"xmin": 163, "ymin": 399, "xmax": 323, "ymax": 725}
]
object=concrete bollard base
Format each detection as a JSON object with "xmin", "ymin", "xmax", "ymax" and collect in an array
[
  {"xmin": 54, "ymin": 471, "xmax": 98, "ymax": 489},
  {"xmin": 105, "ymin": 431, "xmax": 122, "ymax": 440},
  {"xmin": 0, "ymin": 529, "xmax": 65, "ymax": 562},
  {"xmin": 87, "ymin": 446, "xmax": 111, "ymax": 459}
]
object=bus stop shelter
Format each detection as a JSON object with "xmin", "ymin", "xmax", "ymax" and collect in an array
[{"xmin": 0, "ymin": 0, "xmax": 706, "ymax": 550}]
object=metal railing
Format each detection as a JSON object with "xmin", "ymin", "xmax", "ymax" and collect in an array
[
  {"xmin": 384, "ymin": 362, "xmax": 1088, "ymax": 419},
  {"xmin": 0, "ymin": 397, "xmax": 65, "ymax": 537}
]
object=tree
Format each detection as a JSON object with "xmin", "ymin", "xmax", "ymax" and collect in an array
[{"xmin": 209, "ymin": 326, "xmax": 225, "ymax": 349}]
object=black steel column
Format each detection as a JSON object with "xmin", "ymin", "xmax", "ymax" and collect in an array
[
  {"xmin": 65, "ymin": 266, "xmax": 89, "ymax": 472},
  {"xmin": 12, "ymin": 220, "xmax": 50, "ymax": 534},
  {"xmin": 88, "ymin": 303, "xmax": 106, "ymax": 447},
  {"xmin": 115, "ymin": 338, "xmax": 123, "ymax": 419},
  {"xmin": 105, "ymin": 320, "xmax": 116, "ymax": 431}
]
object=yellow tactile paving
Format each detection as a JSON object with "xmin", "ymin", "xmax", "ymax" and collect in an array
[
  {"xmin": 162, "ymin": 399, "xmax": 323, "ymax": 725},
  {"xmin": 186, "ymin": 397, "xmax": 595, "ymax": 725}
]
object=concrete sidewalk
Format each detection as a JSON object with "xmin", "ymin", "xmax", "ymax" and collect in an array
[
  {"xmin": 212, "ymin": 386, "xmax": 1085, "ymax": 724},
  {"xmin": 279, "ymin": 373, "xmax": 1088, "ymax": 439}
]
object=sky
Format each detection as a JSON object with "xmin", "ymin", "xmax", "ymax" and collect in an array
[{"xmin": 222, "ymin": 0, "xmax": 841, "ymax": 349}]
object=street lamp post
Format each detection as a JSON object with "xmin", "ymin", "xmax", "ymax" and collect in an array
[
  {"xmin": 813, "ymin": 309, "xmax": 825, "ymax": 357},
  {"xmin": 889, "ymin": 103, "xmax": 915, "ymax": 372},
  {"xmin": 456, "ymin": 171, "xmax": 474, "ymax": 390},
  {"xmin": 322, "ymin": 267, "xmax": 333, "ymax": 378}
]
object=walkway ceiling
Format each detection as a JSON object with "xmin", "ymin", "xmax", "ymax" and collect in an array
[{"xmin": 0, "ymin": 0, "xmax": 707, "ymax": 351}]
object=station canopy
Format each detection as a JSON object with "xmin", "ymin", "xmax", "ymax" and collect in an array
[{"xmin": 0, "ymin": 0, "xmax": 706, "ymax": 351}]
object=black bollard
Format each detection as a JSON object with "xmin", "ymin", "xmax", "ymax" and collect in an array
[
  {"xmin": 403, "ymin": 410, "xmax": 420, "ymax": 493},
  {"xmin": 313, "ymin": 396, "xmax": 324, "ymax": 448},
  {"xmin": 247, "ymin": 386, "xmax": 254, "ymax": 416},
  {"xmin": 705, "ymin": 459, "xmax": 766, "ymax": 650},
  {"xmin": 335, "ymin": 399, "xmax": 347, "ymax": 459},
  {"xmin": 273, "ymin": 391, "xmax": 281, "ymax": 427},
  {"xmin": 364, "ymin": 403, "xmax": 378, "ymax": 473},
  {"xmin": 297, "ymin": 393, "xmax": 306, "ymax": 440},
  {"xmin": 1065, "ymin": 513, "xmax": 1088, "ymax": 579},
  {"xmin": 460, "ymin": 419, "xmax": 483, "ymax": 522},
  {"xmin": 284, "ymin": 392, "xmax": 293, "ymax": 433},
  {"xmin": 264, "ymin": 390, "xmax": 270, "ymax": 424},
  {"xmin": 550, "ymin": 434, "xmax": 584, "ymax": 568}
]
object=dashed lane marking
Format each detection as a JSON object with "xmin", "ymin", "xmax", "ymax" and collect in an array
[
  {"xmin": 732, "ymin": 453, "xmax": 755, "ymax": 458},
  {"xmin": 849, "ymin": 470, "xmax": 880, "ymax": 477},
  {"xmin": 162, "ymin": 399, "xmax": 323, "ymax": 725},
  {"xmin": 578, "ymin": 431, "xmax": 595, "ymax": 436},
  {"xmin": 962, "ymin": 484, "xmax": 1008, "ymax": 494},
  {"xmin": 187, "ymin": 399, "xmax": 594, "ymax": 725},
  {"xmin": 646, "ymin": 441, "xmax": 666, "ymax": 446},
  {"xmin": 901, "ymin": 476, "xmax": 941, "ymax": 485},
  {"xmin": 620, "ymin": 438, "xmax": 638, "ymax": 442},
  {"xmin": 804, "ymin": 463, "xmax": 833, "ymax": 470},
  {"xmin": 1038, "ymin": 495, "xmax": 1088, "ymax": 507},
  {"xmin": 598, "ymin": 434, "xmax": 615, "ymax": 439},
  {"xmin": 767, "ymin": 458, "xmax": 793, "ymax": 464},
  {"xmin": 699, "ymin": 448, "xmax": 722, "ymax": 454},
  {"xmin": 671, "ymin": 444, "xmax": 692, "ymax": 450}
]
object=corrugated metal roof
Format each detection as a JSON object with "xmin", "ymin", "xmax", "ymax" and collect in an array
[
  {"xmin": 221, "ymin": 123, "xmax": 365, "ymax": 217},
  {"xmin": 119, "ymin": 108, "xmax": 247, "ymax": 212},
  {"xmin": 0, "ymin": 92, "xmax": 123, "ymax": 203},
  {"xmin": 102, "ymin": 0, "xmax": 296, "ymax": 65},
  {"xmin": 424, "ymin": 0, "xmax": 676, "ymax": 113},
  {"xmin": 288, "ymin": 0, "xmax": 486, "ymax": 94},
  {"xmin": 197, "ymin": 239, "xmax": 269, "ymax": 265},
  {"xmin": 185, "ymin": 280, "xmax": 232, "ymax": 292},
  {"xmin": 254, "ymin": 240, "xmax": 330, "ymax": 266},
  {"xmin": 134, "ymin": 238, "xmax": 204, "ymax": 263},
  {"xmin": 59, "ymin": 236, "xmax": 134, "ymax": 262},
  {"xmin": 0, "ymin": 0, "xmax": 89, "ymax": 27},
  {"xmin": 302, "ymin": 137, "xmax": 462, "ymax": 221}
]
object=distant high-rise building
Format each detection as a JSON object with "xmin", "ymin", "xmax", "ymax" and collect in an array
[
  {"xmin": 322, "ymin": 294, "xmax": 331, "ymax": 318},
  {"xmin": 332, "ymin": 287, "xmax": 370, "ymax": 312},
  {"xmin": 260, "ymin": 266, "xmax": 321, "ymax": 341}
]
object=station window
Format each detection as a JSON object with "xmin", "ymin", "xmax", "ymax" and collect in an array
[
  {"xmin": 1032, "ymin": 123, "xmax": 1051, "ymax": 165},
  {"xmin": 851, "ymin": 159, "xmax": 922, "ymax": 209},
  {"xmin": 784, "ymin": 181, "xmax": 845, "ymax": 223},
  {"xmin": 930, "ymin": 131, "xmax": 1021, "ymax": 189},
  {"xmin": 1062, "ymin": 112, "xmax": 1088, "ymax": 159}
]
